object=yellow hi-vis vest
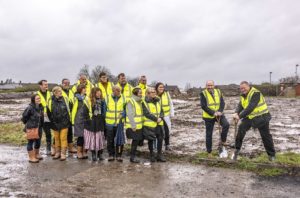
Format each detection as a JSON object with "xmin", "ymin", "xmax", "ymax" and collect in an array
[
  {"xmin": 117, "ymin": 82, "xmax": 132, "ymax": 101},
  {"xmin": 48, "ymin": 96, "xmax": 71, "ymax": 118},
  {"xmin": 62, "ymin": 89, "xmax": 75, "ymax": 104},
  {"xmin": 143, "ymin": 100, "xmax": 164, "ymax": 128},
  {"xmin": 71, "ymin": 80, "xmax": 94, "ymax": 97},
  {"xmin": 160, "ymin": 92, "xmax": 171, "ymax": 116},
  {"xmin": 37, "ymin": 90, "xmax": 51, "ymax": 113},
  {"xmin": 96, "ymin": 81, "xmax": 114, "ymax": 100},
  {"xmin": 138, "ymin": 83, "xmax": 148, "ymax": 98},
  {"xmin": 105, "ymin": 95, "xmax": 125, "ymax": 126},
  {"xmin": 71, "ymin": 96, "xmax": 92, "ymax": 125},
  {"xmin": 241, "ymin": 87, "xmax": 269, "ymax": 119},
  {"xmin": 125, "ymin": 98, "xmax": 143, "ymax": 130},
  {"xmin": 202, "ymin": 89, "xmax": 221, "ymax": 119}
]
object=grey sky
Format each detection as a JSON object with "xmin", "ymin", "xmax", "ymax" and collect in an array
[{"xmin": 0, "ymin": 0, "xmax": 299, "ymax": 87}]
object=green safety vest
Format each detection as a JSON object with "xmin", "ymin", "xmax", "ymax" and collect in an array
[
  {"xmin": 105, "ymin": 95, "xmax": 126, "ymax": 126},
  {"xmin": 37, "ymin": 90, "xmax": 51, "ymax": 113},
  {"xmin": 241, "ymin": 87, "xmax": 269, "ymax": 119},
  {"xmin": 160, "ymin": 92, "xmax": 171, "ymax": 116},
  {"xmin": 202, "ymin": 89, "xmax": 221, "ymax": 119},
  {"xmin": 116, "ymin": 82, "xmax": 132, "ymax": 101},
  {"xmin": 96, "ymin": 81, "xmax": 114, "ymax": 101},
  {"xmin": 125, "ymin": 98, "xmax": 143, "ymax": 130},
  {"xmin": 62, "ymin": 89, "xmax": 75, "ymax": 104},
  {"xmin": 71, "ymin": 80, "xmax": 94, "ymax": 97},
  {"xmin": 138, "ymin": 83, "xmax": 148, "ymax": 98},
  {"xmin": 143, "ymin": 99, "xmax": 164, "ymax": 128}
]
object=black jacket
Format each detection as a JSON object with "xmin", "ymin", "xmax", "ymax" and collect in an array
[
  {"xmin": 22, "ymin": 103, "xmax": 44, "ymax": 129},
  {"xmin": 84, "ymin": 99, "xmax": 106, "ymax": 132},
  {"xmin": 47, "ymin": 96, "xmax": 70, "ymax": 131},
  {"xmin": 200, "ymin": 91, "xmax": 225, "ymax": 118},
  {"xmin": 142, "ymin": 96, "xmax": 164, "ymax": 122}
]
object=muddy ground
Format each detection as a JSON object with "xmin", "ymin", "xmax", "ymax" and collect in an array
[{"xmin": 0, "ymin": 145, "xmax": 299, "ymax": 198}]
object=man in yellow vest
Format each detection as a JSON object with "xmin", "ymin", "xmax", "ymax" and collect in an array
[
  {"xmin": 61, "ymin": 78, "xmax": 77, "ymax": 154},
  {"xmin": 37, "ymin": 80, "xmax": 52, "ymax": 155},
  {"xmin": 72, "ymin": 74, "xmax": 94, "ymax": 97},
  {"xmin": 200, "ymin": 80, "xmax": 229, "ymax": 158},
  {"xmin": 232, "ymin": 81, "xmax": 275, "ymax": 161},
  {"xmin": 105, "ymin": 85, "xmax": 126, "ymax": 162},
  {"xmin": 116, "ymin": 73, "xmax": 133, "ymax": 101},
  {"xmin": 95, "ymin": 72, "xmax": 114, "ymax": 101},
  {"xmin": 138, "ymin": 75, "xmax": 148, "ymax": 98}
]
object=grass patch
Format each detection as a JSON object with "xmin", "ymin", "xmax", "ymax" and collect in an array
[
  {"xmin": 0, "ymin": 122, "xmax": 27, "ymax": 145},
  {"xmin": 193, "ymin": 151, "xmax": 300, "ymax": 177}
]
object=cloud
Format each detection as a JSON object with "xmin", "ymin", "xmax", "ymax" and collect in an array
[{"xmin": 0, "ymin": 0, "xmax": 299, "ymax": 87}]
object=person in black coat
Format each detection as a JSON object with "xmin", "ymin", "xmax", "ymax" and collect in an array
[{"xmin": 22, "ymin": 94, "xmax": 44, "ymax": 163}]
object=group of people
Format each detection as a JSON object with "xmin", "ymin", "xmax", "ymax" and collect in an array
[
  {"xmin": 21, "ymin": 71, "xmax": 276, "ymax": 164},
  {"xmin": 22, "ymin": 73, "xmax": 174, "ymax": 163}
]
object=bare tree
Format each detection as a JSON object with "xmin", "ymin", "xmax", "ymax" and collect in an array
[
  {"xmin": 184, "ymin": 82, "xmax": 191, "ymax": 91},
  {"xmin": 127, "ymin": 76, "xmax": 140, "ymax": 86},
  {"xmin": 90, "ymin": 65, "xmax": 115, "ymax": 84},
  {"xmin": 150, "ymin": 80, "xmax": 158, "ymax": 87},
  {"xmin": 77, "ymin": 64, "xmax": 91, "ymax": 80}
]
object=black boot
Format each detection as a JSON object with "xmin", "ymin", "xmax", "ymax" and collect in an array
[
  {"xmin": 46, "ymin": 142, "xmax": 51, "ymax": 155},
  {"xmin": 130, "ymin": 157, "xmax": 140, "ymax": 163},
  {"xmin": 157, "ymin": 152, "xmax": 166, "ymax": 162},
  {"xmin": 150, "ymin": 151, "xmax": 156, "ymax": 162},
  {"xmin": 91, "ymin": 150, "xmax": 97, "ymax": 161},
  {"xmin": 97, "ymin": 150, "xmax": 104, "ymax": 161}
]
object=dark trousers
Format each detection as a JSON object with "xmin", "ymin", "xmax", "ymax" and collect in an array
[
  {"xmin": 106, "ymin": 127, "xmax": 123, "ymax": 157},
  {"xmin": 130, "ymin": 140, "xmax": 139, "ymax": 159},
  {"xmin": 67, "ymin": 126, "xmax": 73, "ymax": 144},
  {"xmin": 164, "ymin": 122, "xmax": 170, "ymax": 146},
  {"xmin": 27, "ymin": 128, "xmax": 42, "ymax": 151},
  {"xmin": 148, "ymin": 126, "xmax": 163, "ymax": 154},
  {"xmin": 235, "ymin": 118, "xmax": 275, "ymax": 157},
  {"xmin": 43, "ymin": 122, "xmax": 52, "ymax": 144},
  {"xmin": 204, "ymin": 116, "xmax": 229, "ymax": 153},
  {"xmin": 77, "ymin": 137, "xmax": 84, "ymax": 147}
]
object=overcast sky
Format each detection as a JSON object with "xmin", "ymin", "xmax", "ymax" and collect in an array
[{"xmin": 0, "ymin": 0, "xmax": 299, "ymax": 87}]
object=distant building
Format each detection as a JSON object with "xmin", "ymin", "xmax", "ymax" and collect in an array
[
  {"xmin": 165, "ymin": 84, "xmax": 181, "ymax": 97},
  {"xmin": 0, "ymin": 78, "xmax": 23, "ymax": 90},
  {"xmin": 279, "ymin": 77, "xmax": 300, "ymax": 97}
]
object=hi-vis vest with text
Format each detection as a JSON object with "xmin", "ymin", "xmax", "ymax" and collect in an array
[
  {"xmin": 125, "ymin": 98, "xmax": 143, "ymax": 130},
  {"xmin": 143, "ymin": 100, "xmax": 164, "ymax": 128},
  {"xmin": 241, "ymin": 87, "xmax": 269, "ymax": 119},
  {"xmin": 160, "ymin": 92, "xmax": 171, "ymax": 116},
  {"xmin": 96, "ymin": 82, "xmax": 114, "ymax": 100},
  {"xmin": 71, "ymin": 96, "xmax": 92, "ymax": 125},
  {"xmin": 105, "ymin": 95, "xmax": 126, "ymax": 126},
  {"xmin": 37, "ymin": 90, "xmax": 51, "ymax": 113},
  {"xmin": 202, "ymin": 89, "xmax": 221, "ymax": 119}
]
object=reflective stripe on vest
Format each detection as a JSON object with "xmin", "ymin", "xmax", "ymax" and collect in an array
[
  {"xmin": 125, "ymin": 98, "xmax": 143, "ymax": 130},
  {"xmin": 96, "ymin": 82, "xmax": 113, "ymax": 101},
  {"xmin": 48, "ymin": 96, "xmax": 71, "ymax": 118},
  {"xmin": 241, "ymin": 87, "xmax": 269, "ymax": 119},
  {"xmin": 160, "ymin": 92, "xmax": 171, "ymax": 116},
  {"xmin": 202, "ymin": 89, "xmax": 221, "ymax": 119},
  {"xmin": 37, "ymin": 91, "xmax": 51, "ymax": 113},
  {"xmin": 117, "ymin": 83, "xmax": 132, "ymax": 101},
  {"xmin": 105, "ymin": 95, "xmax": 125, "ymax": 126},
  {"xmin": 71, "ymin": 96, "xmax": 92, "ymax": 125},
  {"xmin": 143, "ymin": 100, "xmax": 163, "ymax": 128}
]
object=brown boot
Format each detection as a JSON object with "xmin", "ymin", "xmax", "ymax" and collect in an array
[
  {"xmin": 68, "ymin": 143, "xmax": 77, "ymax": 154},
  {"xmin": 60, "ymin": 148, "xmax": 67, "ymax": 161},
  {"xmin": 53, "ymin": 147, "xmax": 61, "ymax": 160},
  {"xmin": 28, "ymin": 150, "xmax": 39, "ymax": 163},
  {"xmin": 77, "ymin": 146, "xmax": 83, "ymax": 159},
  {"xmin": 51, "ymin": 145, "xmax": 56, "ymax": 156},
  {"xmin": 82, "ymin": 149, "xmax": 88, "ymax": 159},
  {"xmin": 34, "ymin": 149, "xmax": 43, "ymax": 160}
]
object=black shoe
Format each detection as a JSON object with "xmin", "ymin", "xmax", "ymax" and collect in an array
[
  {"xmin": 268, "ymin": 155, "xmax": 276, "ymax": 162},
  {"xmin": 157, "ymin": 154, "xmax": 166, "ymax": 162},
  {"xmin": 91, "ymin": 151, "xmax": 97, "ymax": 161},
  {"xmin": 150, "ymin": 154, "xmax": 156, "ymax": 163},
  {"xmin": 130, "ymin": 157, "xmax": 140, "ymax": 163},
  {"xmin": 165, "ymin": 145, "xmax": 171, "ymax": 151},
  {"xmin": 97, "ymin": 151, "xmax": 104, "ymax": 161},
  {"xmin": 108, "ymin": 156, "xmax": 115, "ymax": 162},
  {"xmin": 117, "ymin": 157, "xmax": 123, "ymax": 162}
]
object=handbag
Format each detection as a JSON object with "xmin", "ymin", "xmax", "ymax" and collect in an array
[{"xmin": 26, "ymin": 128, "xmax": 39, "ymax": 140}]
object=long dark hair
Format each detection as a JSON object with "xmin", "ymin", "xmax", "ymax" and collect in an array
[
  {"xmin": 155, "ymin": 82, "xmax": 164, "ymax": 94},
  {"xmin": 31, "ymin": 94, "xmax": 39, "ymax": 104},
  {"xmin": 90, "ymin": 87, "xmax": 102, "ymax": 106}
]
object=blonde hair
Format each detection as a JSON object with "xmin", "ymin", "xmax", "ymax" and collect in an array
[{"xmin": 52, "ymin": 86, "xmax": 62, "ymax": 95}]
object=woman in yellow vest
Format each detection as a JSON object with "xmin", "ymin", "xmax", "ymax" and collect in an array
[
  {"xmin": 142, "ymin": 87, "xmax": 166, "ymax": 162},
  {"xmin": 125, "ymin": 87, "xmax": 143, "ymax": 163},
  {"xmin": 72, "ymin": 85, "xmax": 92, "ymax": 159},
  {"xmin": 155, "ymin": 82, "xmax": 174, "ymax": 151},
  {"xmin": 47, "ymin": 86, "xmax": 71, "ymax": 161},
  {"xmin": 232, "ymin": 81, "xmax": 275, "ymax": 161}
]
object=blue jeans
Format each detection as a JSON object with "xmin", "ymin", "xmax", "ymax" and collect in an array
[{"xmin": 26, "ymin": 127, "xmax": 42, "ymax": 151}]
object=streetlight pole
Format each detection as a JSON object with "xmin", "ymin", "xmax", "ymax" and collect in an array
[
  {"xmin": 269, "ymin": 72, "xmax": 272, "ymax": 84},
  {"xmin": 296, "ymin": 64, "xmax": 299, "ymax": 78}
]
